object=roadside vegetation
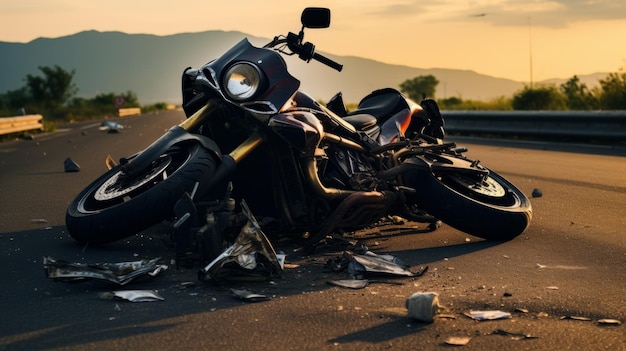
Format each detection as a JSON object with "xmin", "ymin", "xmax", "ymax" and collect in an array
[
  {"xmin": 399, "ymin": 70, "xmax": 626, "ymax": 111},
  {"xmin": 0, "ymin": 65, "xmax": 170, "ymax": 139}
]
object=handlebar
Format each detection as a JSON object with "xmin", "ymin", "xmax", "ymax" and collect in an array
[
  {"xmin": 313, "ymin": 52, "xmax": 343, "ymax": 72},
  {"xmin": 275, "ymin": 32, "xmax": 343, "ymax": 72}
]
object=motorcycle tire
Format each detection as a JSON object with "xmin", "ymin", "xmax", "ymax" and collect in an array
[
  {"xmin": 66, "ymin": 142, "xmax": 218, "ymax": 245},
  {"xmin": 404, "ymin": 166, "xmax": 532, "ymax": 241}
]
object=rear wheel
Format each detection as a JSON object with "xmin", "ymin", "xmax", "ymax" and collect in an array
[
  {"xmin": 66, "ymin": 142, "xmax": 218, "ymax": 245},
  {"xmin": 403, "ymin": 160, "xmax": 532, "ymax": 241}
]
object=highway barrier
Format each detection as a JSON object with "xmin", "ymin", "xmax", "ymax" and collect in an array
[
  {"xmin": 442, "ymin": 110, "xmax": 626, "ymax": 141},
  {"xmin": 0, "ymin": 114, "xmax": 44, "ymax": 135},
  {"xmin": 118, "ymin": 108, "xmax": 141, "ymax": 117}
]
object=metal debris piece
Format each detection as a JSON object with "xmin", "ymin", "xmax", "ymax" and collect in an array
[
  {"xmin": 231, "ymin": 288, "xmax": 268, "ymax": 302},
  {"xmin": 43, "ymin": 256, "xmax": 167, "ymax": 285},
  {"xmin": 64, "ymin": 157, "xmax": 80, "ymax": 172},
  {"xmin": 464, "ymin": 310, "xmax": 512, "ymax": 321},
  {"xmin": 491, "ymin": 329, "xmax": 539, "ymax": 339},
  {"xmin": 445, "ymin": 336, "xmax": 471, "ymax": 346},
  {"xmin": 531, "ymin": 188, "xmax": 542, "ymax": 198},
  {"xmin": 328, "ymin": 279, "xmax": 369, "ymax": 289},
  {"xmin": 406, "ymin": 292, "xmax": 440, "ymax": 323},
  {"xmin": 327, "ymin": 279, "xmax": 404, "ymax": 290},
  {"xmin": 200, "ymin": 200, "xmax": 282, "ymax": 281},
  {"xmin": 347, "ymin": 250, "xmax": 427, "ymax": 277},
  {"xmin": 100, "ymin": 290, "xmax": 164, "ymax": 302},
  {"xmin": 597, "ymin": 319, "xmax": 621, "ymax": 326}
]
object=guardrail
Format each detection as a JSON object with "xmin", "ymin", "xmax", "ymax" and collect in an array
[
  {"xmin": 118, "ymin": 108, "xmax": 141, "ymax": 117},
  {"xmin": 442, "ymin": 110, "xmax": 626, "ymax": 140},
  {"xmin": 0, "ymin": 114, "xmax": 44, "ymax": 136}
]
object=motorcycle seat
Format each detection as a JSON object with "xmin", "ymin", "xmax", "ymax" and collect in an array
[
  {"xmin": 342, "ymin": 113, "xmax": 377, "ymax": 131},
  {"xmin": 347, "ymin": 88, "xmax": 408, "ymax": 123}
]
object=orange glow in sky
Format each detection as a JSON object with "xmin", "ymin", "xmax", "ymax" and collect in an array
[{"xmin": 2, "ymin": 0, "xmax": 625, "ymax": 82}]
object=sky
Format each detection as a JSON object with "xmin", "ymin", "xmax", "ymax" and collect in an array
[{"xmin": 1, "ymin": 0, "xmax": 625, "ymax": 82}]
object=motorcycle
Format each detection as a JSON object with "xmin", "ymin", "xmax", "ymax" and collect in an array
[{"xmin": 66, "ymin": 7, "xmax": 532, "ymax": 261}]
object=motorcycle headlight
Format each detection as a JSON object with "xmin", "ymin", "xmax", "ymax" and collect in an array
[{"xmin": 223, "ymin": 63, "xmax": 263, "ymax": 101}]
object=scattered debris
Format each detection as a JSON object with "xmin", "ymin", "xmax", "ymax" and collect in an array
[
  {"xmin": 30, "ymin": 219, "xmax": 48, "ymax": 224},
  {"xmin": 200, "ymin": 201, "xmax": 283, "ymax": 281},
  {"xmin": 64, "ymin": 157, "xmax": 80, "ymax": 172},
  {"xmin": 491, "ymin": 329, "xmax": 539, "ymax": 340},
  {"xmin": 99, "ymin": 120, "xmax": 124, "ymax": 132},
  {"xmin": 406, "ymin": 292, "xmax": 441, "ymax": 323},
  {"xmin": 99, "ymin": 290, "xmax": 164, "ymax": 302},
  {"xmin": 43, "ymin": 256, "xmax": 167, "ymax": 285},
  {"xmin": 231, "ymin": 288, "xmax": 268, "ymax": 302},
  {"xmin": 445, "ymin": 336, "xmax": 472, "ymax": 346},
  {"xmin": 464, "ymin": 310, "xmax": 512, "ymax": 321},
  {"xmin": 531, "ymin": 188, "xmax": 543, "ymax": 198},
  {"xmin": 597, "ymin": 319, "xmax": 621, "ymax": 326}
]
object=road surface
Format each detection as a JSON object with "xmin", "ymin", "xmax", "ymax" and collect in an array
[{"xmin": 1, "ymin": 111, "xmax": 624, "ymax": 350}]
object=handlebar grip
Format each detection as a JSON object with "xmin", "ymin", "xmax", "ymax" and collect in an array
[{"xmin": 313, "ymin": 52, "xmax": 343, "ymax": 72}]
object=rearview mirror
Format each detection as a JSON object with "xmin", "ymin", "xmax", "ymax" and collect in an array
[{"xmin": 301, "ymin": 7, "xmax": 331, "ymax": 29}]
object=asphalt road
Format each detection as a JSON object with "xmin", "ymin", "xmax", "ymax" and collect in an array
[{"xmin": 1, "ymin": 111, "xmax": 624, "ymax": 351}]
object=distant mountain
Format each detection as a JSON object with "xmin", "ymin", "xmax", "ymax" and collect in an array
[{"xmin": 0, "ymin": 30, "xmax": 609, "ymax": 104}]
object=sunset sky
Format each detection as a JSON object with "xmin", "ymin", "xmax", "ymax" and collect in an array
[{"xmin": 2, "ymin": 0, "xmax": 625, "ymax": 82}]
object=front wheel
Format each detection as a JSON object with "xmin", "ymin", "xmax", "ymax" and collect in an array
[
  {"xmin": 66, "ymin": 142, "xmax": 218, "ymax": 245},
  {"xmin": 403, "ymin": 162, "xmax": 532, "ymax": 241}
]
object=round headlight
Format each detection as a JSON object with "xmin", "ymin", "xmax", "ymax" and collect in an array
[{"xmin": 223, "ymin": 63, "xmax": 262, "ymax": 101}]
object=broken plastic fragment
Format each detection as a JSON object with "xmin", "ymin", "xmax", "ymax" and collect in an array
[
  {"xmin": 43, "ymin": 257, "xmax": 167, "ymax": 285},
  {"xmin": 64, "ymin": 157, "xmax": 80, "ymax": 172},
  {"xmin": 200, "ymin": 200, "xmax": 282, "ymax": 281},
  {"xmin": 100, "ymin": 290, "xmax": 164, "ymax": 302},
  {"xmin": 464, "ymin": 310, "xmax": 511, "ymax": 321},
  {"xmin": 231, "ymin": 288, "xmax": 268, "ymax": 302}
]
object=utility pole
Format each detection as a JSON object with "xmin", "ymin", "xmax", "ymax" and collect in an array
[{"xmin": 528, "ymin": 16, "xmax": 534, "ymax": 88}]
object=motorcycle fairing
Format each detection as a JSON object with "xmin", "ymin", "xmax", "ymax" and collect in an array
[{"xmin": 183, "ymin": 38, "xmax": 301, "ymax": 120}]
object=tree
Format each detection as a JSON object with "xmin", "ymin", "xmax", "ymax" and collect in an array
[
  {"xmin": 597, "ymin": 70, "xmax": 626, "ymax": 109},
  {"xmin": 559, "ymin": 75, "xmax": 598, "ymax": 110},
  {"xmin": 399, "ymin": 75, "xmax": 439, "ymax": 101},
  {"xmin": 512, "ymin": 84, "xmax": 566, "ymax": 110},
  {"xmin": 25, "ymin": 65, "xmax": 78, "ymax": 108}
]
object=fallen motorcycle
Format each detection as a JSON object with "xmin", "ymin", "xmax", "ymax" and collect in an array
[{"xmin": 66, "ymin": 7, "xmax": 532, "ymax": 261}]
